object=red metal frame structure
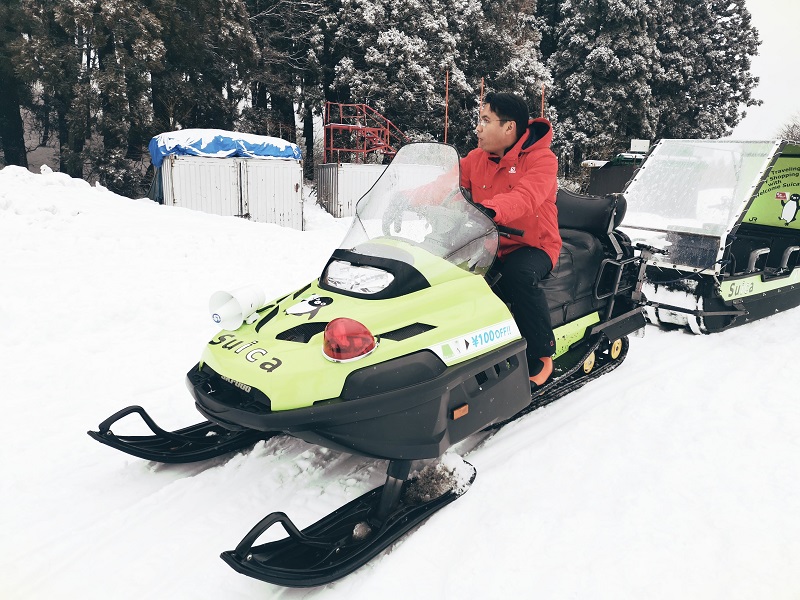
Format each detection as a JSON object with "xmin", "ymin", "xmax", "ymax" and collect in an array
[{"xmin": 324, "ymin": 102, "xmax": 409, "ymax": 164}]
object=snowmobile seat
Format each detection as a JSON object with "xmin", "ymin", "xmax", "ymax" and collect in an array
[
  {"xmin": 543, "ymin": 190, "xmax": 626, "ymax": 327},
  {"xmin": 555, "ymin": 188, "xmax": 626, "ymax": 235}
]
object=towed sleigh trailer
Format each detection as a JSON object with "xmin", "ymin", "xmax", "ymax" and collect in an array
[{"xmin": 620, "ymin": 138, "xmax": 800, "ymax": 333}]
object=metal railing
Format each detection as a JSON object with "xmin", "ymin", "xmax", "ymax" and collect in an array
[{"xmin": 324, "ymin": 102, "xmax": 408, "ymax": 164}]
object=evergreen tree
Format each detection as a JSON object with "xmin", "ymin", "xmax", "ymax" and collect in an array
[
  {"xmin": 652, "ymin": 0, "xmax": 760, "ymax": 139},
  {"xmin": 77, "ymin": 1, "xmax": 165, "ymax": 194},
  {"xmin": 328, "ymin": 0, "xmax": 550, "ymax": 157},
  {"xmin": 460, "ymin": 0, "xmax": 552, "ymax": 152},
  {"xmin": 14, "ymin": 0, "xmax": 165, "ymax": 193},
  {"xmin": 244, "ymin": 1, "xmax": 320, "ymax": 139},
  {"xmin": 0, "ymin": 0, "xmax": 29, "ymax": 167},
  {"xmin": 16, "ymin": 1, "xmax": 89, "ymax": 177},
  {"xmin": 151, "ymin": 0, "xmax": 259, "ymax": 133},
  {"xmin": 542, "ymin": 0, "xmax": 661, "ymax": 170},
  {"xmin": 330, "ymin": 0, "xmax": 463, "ymax": 150},
  {"xmin": 244, "ymin": 0, "xmax": 328, "ymax": 176},
  {"xmin": 540, "ymin": 0, "xmax": 760, "ymax": 174}
]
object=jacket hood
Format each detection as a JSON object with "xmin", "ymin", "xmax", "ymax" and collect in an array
[
  {"xmin": 489, "ymin": 118, "xmax": 552, "ymax": 166},
  {"xmin": 520, "ymin": 118, "xmax": 553, "ymax": 152}
]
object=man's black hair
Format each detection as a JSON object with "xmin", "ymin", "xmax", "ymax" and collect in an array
[{"xmin": 484, "ymin": 92, "xmax": 529, "ymax": 140}]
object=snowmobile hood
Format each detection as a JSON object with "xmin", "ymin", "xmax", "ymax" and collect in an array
[
  {"xmin": 199, "ymin": 143, "xmax": 522, "ymax": 411},
  {"xmin": 200, "ymin": 264, "xmax": 518, "ymax": 411}
]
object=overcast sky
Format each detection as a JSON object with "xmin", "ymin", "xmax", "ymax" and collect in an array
[{"xmin": 730, "ymin": 0, "xmax": 800, "ymax": 139}]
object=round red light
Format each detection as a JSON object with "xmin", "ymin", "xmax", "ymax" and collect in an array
[{"xmin": 322, "ymin": 318, "xmax": 377, "ymax": 362}]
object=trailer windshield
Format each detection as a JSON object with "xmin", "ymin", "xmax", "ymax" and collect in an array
[
  {"xmin": 335, "ymin": 143, "xmax": 498, "ymax": 275},
  {"xmin": 622, "ymin": 139, "xmax": 778, "ymax": 269}
]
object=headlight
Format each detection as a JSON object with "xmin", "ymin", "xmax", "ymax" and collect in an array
[{"xmin": 323, "ymin": 260, "xmax": 395, "ymax": 294}]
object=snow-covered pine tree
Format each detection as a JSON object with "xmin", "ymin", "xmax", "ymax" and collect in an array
[
  {"xmin": 242, "ymin": 0, "xmax": 328, "ymax": 167},
  {"xmin": 15, "ymin": 0, "xmax": 167, "ymax": 192},
  {"xmin": 329, "ymin": 0, "xmax": 468, "ymax": 151},
  {"xmin": 542, "ymin": 0, "xmax": 660, "ymax": 171},
  {"xmin": 652, "ymin": 0, "xmax": 760, "ymax": 139},
  {"xmin": 327, "ymin": 0, "xmax": 550, "ymax": 157},
  {"xmin": 459, "ymin": 0, "xmax": 552, "ymax": 151},
  {"xmin": 150, "ymin": 0, "xmax": 259, "ymax": 134},
  {"xmin": 15, "ymin": 1, "xmax": 88, "ymax": 177},
  {"xmin": 84, "ymin": 1, "xmax": 165, "ymax": 194}
]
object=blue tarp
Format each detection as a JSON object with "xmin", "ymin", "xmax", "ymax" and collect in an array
[{"xmin": 148, "ymin": 128, "xmax": 302, "ymax": 168}]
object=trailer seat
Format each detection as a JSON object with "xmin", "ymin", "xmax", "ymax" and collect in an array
[{"xmin": 728, "ymin": 223, "xmax": 800, "ymax": 275}]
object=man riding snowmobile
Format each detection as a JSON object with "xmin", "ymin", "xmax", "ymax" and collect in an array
[{"xmin": 464, "ymin": 91, "xmax": 560, "ymax": 387}]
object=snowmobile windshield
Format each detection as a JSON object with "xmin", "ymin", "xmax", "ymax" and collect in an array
[
  {"xmin": 334, "ymin": 143, "xmax": 498, "ymax": 278},
  {"xmin": 622, "ymin": 139, "xmax": 780, "ymax": 270}
]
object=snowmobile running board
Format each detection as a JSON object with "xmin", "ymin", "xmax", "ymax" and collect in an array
[
  {"xmin": 221, "ymin": 459, "xmax": 476, "ymax": 587},
  {"xmin": 485, "ymin": 331, "xmax": 632, "ymax": 431},
  {"xmin": 87, "ymin": 405, "xmax": 276, "ymax": 463}
]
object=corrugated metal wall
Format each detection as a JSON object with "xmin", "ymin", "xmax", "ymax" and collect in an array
[
  {"xmin": 163, "ymin": 156, "xmax": 241, "ymax": 217},
  {"xmin": 243, "ymin": 159, "xmax": 303, "ymax": 229},
  {"xmin": 316, "ymin": 163, "xmax": 386, "ymax": 217},
  {"xmin": 162, "ymin": 155, "xmax": 303, "ymax": 229}
]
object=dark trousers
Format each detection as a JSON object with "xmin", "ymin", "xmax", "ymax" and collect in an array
[{"xmin": 490, "ymin": 246, "xmax": 555, "ymax": 373}]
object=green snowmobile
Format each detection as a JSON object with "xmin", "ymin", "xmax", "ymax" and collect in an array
[{"xmin": 89, "ymin": 142, "xmax": 649, "ymax": 587}]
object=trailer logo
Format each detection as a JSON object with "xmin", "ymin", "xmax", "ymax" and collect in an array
[
  {"xmin": 209, "ymin": 334, "xmax": 283, "ymax": 372},
  {"xmin": 779, "ymin": 193, "xmax": 800, "ymax": 225}
]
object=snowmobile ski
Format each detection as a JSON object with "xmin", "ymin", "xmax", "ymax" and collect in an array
[
  {"xmin": 87, "ymin": 405, "xmax": 275, "ymax": 463},
  {"xmin": 220, "ymin": 459, "xmax": 476, "ymax": 587}
]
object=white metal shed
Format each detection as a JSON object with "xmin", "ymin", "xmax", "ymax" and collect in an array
[{"xmin": 150, "ymin": 129, "xmax": 304, "ymax": 230}]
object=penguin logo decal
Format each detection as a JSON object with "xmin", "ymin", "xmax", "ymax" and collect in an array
[
  {"xmin": 286, "ymin": 294, "xmax": 333, "ymax": 319},
  {"xmin": 779, "ymin": 192, "xmax": 800, "ymax": 225}
]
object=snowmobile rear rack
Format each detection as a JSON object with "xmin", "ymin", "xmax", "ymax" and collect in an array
[
  {"xmin": 221, "ymin": 459, "xmax": 476, "ymax": 587},
  {"xmin": 87, "ymin": 405, "xmax": 274, "ymax": 463}
]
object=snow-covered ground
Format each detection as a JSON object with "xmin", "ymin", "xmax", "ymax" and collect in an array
[{"xmin": 2, "ymin": 165, "xmax": 799, "ymax": 600}]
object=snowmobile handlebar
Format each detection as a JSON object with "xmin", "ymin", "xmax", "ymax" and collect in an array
[
  {"xmin": 463, "ymin": 194, "xmax": 523, "ymax": 238},
  {"xmin": 497, "ymin": 224, "xmax": 525, "ymax": 238}
]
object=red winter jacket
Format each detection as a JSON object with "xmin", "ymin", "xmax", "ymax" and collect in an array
[{"xmin": 460, "ymin": 118, "xmax": 561, "ymax": 266}]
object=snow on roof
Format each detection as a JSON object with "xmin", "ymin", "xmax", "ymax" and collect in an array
[{"xmin": 149, "ymin": 128, "xmax": 302, "ymax": 167}]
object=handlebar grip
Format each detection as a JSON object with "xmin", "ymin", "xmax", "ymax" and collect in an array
[{"xmin": 498, "ymin": 225, "xmax": 525, "ymax": 238}]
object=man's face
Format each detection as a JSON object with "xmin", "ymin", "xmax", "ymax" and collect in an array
[{"xmin": 476, "ymin": 104, "xmax": 515, "ymax": 156}]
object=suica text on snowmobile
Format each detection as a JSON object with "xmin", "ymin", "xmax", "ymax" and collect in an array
[
  {"xmin": 89, "ymin": 142, "xmax": 651, "ymax": 587},
  {"xmin": 619, "ymin": 138, "xmax": 800, "ymax": 333}
]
